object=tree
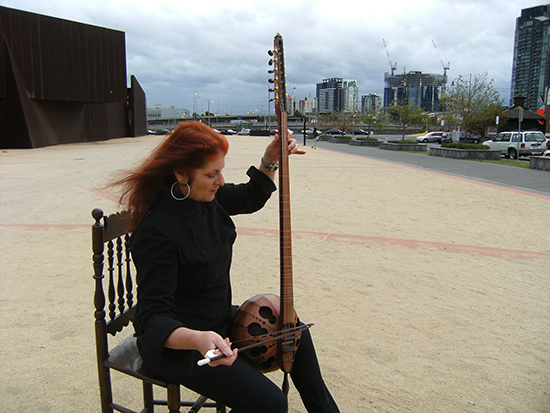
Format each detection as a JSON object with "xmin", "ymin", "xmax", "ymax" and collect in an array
[
  {"xmin": 318, "ymin": 112, "xmax": 354, "ymax": 133},
  {"xmin": 442, "ymin": 72, "xmax": 504, "ymax": 137},
  {"xmin": 356, "ymin": 108, "xmax": 387, "ymax": 135},
  {"xmin": 386, "ymin": 103, "xmax": 429, "ymax": 140}
]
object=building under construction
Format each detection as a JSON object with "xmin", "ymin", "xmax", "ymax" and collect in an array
[{"xmin": 383, "ymin": 71, "xmax": 446, "ymax": 113}]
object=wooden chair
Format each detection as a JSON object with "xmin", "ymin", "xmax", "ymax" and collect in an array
[{"xmin": 92, "ymin": 208, "xmax": 226, "ymax": 413}]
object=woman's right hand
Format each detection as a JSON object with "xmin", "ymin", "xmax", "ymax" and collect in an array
[
  {"xmin": 165, "ymin": 327, "xmax": 238, "ymax": 367},
  {"xmin": 196, "ymin": 331, "xmax": 238, "ymax": 367}
]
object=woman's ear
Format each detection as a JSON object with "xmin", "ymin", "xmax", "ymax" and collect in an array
[{"xmin": 174, "ymin": 171, "xmax": 188, "ymax": 183}]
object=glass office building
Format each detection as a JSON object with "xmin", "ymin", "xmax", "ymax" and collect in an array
[
  {"xmin": 510, "ymin": 4, "xmax": 550, "ymax": 110},
  {"xmin": 316, "ymin": 78, "xmax": 359, "ymax": 113},
  {"xmin": 383, "ymin": 71, "xmax": 445, "ymax": 112}
]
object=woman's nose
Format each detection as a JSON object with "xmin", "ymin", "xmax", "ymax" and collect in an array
[{"xmin": 216, "ymin": 173, "xmax": 225, "ymax": 186}]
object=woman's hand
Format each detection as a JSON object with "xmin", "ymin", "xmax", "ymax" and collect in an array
[
  {"xmin": 164, "ymin": 328, "xmax": 238, "ymax": 367},
  {"xmin": 197, "ymin": 333, "xmax": 238, "ymax": 367},
  {"xmin": 260, "ymin": 130, "xmax": 306, "ymax": 178}
]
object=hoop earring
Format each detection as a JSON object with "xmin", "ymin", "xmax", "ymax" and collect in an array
[{"xmin": 171, "ymin": 181, "xmax": 190, "ymax": 201}]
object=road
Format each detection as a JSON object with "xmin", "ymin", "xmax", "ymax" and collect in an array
[{"xmin": 302, "ymin": 136, "xmax": 550, "ymax": 197}]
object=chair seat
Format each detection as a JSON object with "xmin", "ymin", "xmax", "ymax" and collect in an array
[{"xmin": 105, "ymin": 334, "xmax": 171, "ymax": 388}]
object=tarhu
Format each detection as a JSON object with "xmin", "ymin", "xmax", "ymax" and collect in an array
[{"xmin": 229, "ymin": 33, "xmax": 304, "ymax": 396}]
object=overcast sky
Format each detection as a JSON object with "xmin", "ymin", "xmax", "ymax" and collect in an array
[{"xmin": 4, "ymin": 0, "xmax": 546, "ymax": 114}]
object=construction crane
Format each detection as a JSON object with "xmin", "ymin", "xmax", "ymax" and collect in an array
[
  {"xmin": 431, "ymin": 39, "xmax": 450, "ymax": 83},
  {"xmin": 382, "ymin": 38, "xmax": 397, "ymax": 76}
]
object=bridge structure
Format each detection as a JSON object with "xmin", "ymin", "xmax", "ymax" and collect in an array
[{"xmin": 147, "ymin": 115, "xmax": 309, "ymax": 135}]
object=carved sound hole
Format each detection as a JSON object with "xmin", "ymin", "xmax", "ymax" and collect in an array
[
  {"xmin": 247, "ymin": 322, "xmax": 268, "ymax": 337},
  {"xmin": 258, "ymin": 357, "xmax": 276, "ymax": 371},
  {"xmin": 246, "ymin": 344, "xmax": 276, "ymax": 370},
  {"xmin": 258, "ymin": 306, "xmax": 277, "ymax": 324},
  {"xmin": 247, "ymin": 344, "xmax": 268, "ymax": 358}
]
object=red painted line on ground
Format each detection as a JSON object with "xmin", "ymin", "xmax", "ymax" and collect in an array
[
  {"xmin": 2, "ymin": 225, "xmax": 546, "ymax": 260},
  {"xmin": 0, "ymin": 224, "xmax": 88, "ymax": 230},
  {"xmin": 236, "ymin": 227, "xmax": 550, "ymax": 260},
  {"xmin": 81, "ymin": 186, "xmax": 122, "ymax": 202}
]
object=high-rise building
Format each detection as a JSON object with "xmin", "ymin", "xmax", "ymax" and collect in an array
[
  {"xmin": 342, "ymin": 80, "xmax": 359, "ymax": 112},
  {"xmin": 361, "ymin": 93, "xmax": 382, "ymax": 112},
  {"xmin": 316, "ymin": 78, "xmax": 359, "ymax": 113},
  {"xmin": 510, "ymin": 4, "xmax": 550, "ymax": 110},
  {"xmin": 383, "ymin": 71, "xmax": 445, "ymax": 112},
  {"xmin": 297, "ymin": 97, "xmax": 316, "ymax": 116}
]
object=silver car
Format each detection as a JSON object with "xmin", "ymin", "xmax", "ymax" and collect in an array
[
  {"xmin": 482, "ymin": 131, "xmax": 548, "ymax": 159},
  {"xmin": 415, "ymin": 131, "xmax": 448, "ymax": 143}
]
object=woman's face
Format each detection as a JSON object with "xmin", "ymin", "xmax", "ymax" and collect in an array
[{"xmin": 175, "ymin": 155, "xmax": 226, "ymax": 202}]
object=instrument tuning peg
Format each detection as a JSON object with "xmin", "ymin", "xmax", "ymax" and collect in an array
[
  {"xmin": 268, "ymin": 78, "xmax": 275, "ymax": 84},
  {"xmin": 268, "ymin": 69, "xmax": 274, "ymax": 74},
  {"xmin": 268, "ymin": 88, "xmax": 275, "ymax": 93},
  {"xmin": 269, "ymin": 98, "xmax": 275, "ymax": 102},
  {"xmin": 268, "ymin": 50, "xmax": 274, "ymax": 56},
  {"xmin": 268, "ymin": 59, "xmax": 274, "ymax": 66}
]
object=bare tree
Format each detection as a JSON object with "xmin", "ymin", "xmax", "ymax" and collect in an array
[{"xmin": 442, "ymin": 72, "xmax": 504, "ymax": 137}]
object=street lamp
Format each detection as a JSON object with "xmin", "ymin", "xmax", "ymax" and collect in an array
[
  {"xmin": 197, "ymin": 96, "xmax": 213, "ymax": 126},
  {"xmin": 193, "ymin": 92, "xmax": 198, "ymax": 120},
  {"xmin": 450, "ymin": 74, "xmax": 472, "ymax": 141}
]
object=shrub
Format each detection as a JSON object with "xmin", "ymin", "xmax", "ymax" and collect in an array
[
  {"xmin": 387, "ymin": 139, "xmax": 418, "ymax": 144},
  {"xmin": 441, "ymin": 142, "xmax": 489, "ymax": 150}
]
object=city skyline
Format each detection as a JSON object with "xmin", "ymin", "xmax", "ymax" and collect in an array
[{"xmin": 4, "ymin": 0, "xmax": 545, "ymax": 114}]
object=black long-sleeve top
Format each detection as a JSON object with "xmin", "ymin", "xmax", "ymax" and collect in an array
[{"xmin": 130, "ymin": 166, "xmax": 276, "ymax": 377}]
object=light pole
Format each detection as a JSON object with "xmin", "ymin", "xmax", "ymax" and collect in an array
[
  {"xmin": 450, "ymin": 74, "xmax": 472, "ymax": 141},
  {"xmin": 198, "ymin": 96, "xmax": 212, "ymax": 126},
  {"xmin": 193, "ymin": 92, "xmax": 198, "ymax": 120}
]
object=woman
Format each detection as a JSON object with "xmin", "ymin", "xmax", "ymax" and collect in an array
[{"xmin": 113, "ymin": 122, "xmax": 339, "ymax": 413}]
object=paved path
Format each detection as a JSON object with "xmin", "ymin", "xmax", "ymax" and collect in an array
[{"xmin": 305, "ymin": 138, "xmax": 550, "ymax": 197}]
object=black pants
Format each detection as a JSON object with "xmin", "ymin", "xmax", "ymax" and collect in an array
[{"xmin": 178, "ymin": 328, "xmax": 340, "ymax": 413}]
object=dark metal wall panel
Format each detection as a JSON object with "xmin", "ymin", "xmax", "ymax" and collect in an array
[
  {"xmin": 0, "ymin": 6, "xmax": 127, "ymax": 103},
  {"xmin": 129, "ymin": 75, "xmax": 147, "ymax": 137},
  {"xmin": 0, "ymin": 6, "xmax": 145, "ymax": 148},
  {"xmin": 83, "ymin": 101, "xmax": 127, "ymax": 141},
  {"xmin": 0, "ymin": 30, "xmax": 5, "ymax": 98}
]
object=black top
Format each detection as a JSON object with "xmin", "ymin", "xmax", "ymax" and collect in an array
[{"xmin": 130, "ymin": 166, "xmax": 276, "ymax": 376}]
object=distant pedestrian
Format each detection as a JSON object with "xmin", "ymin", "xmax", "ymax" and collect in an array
[{"xmin": 312, "ymin": 128, "xmax": 320, "ymax": 149}]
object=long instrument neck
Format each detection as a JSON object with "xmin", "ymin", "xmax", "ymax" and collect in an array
[{"xmin": 278, "ymin": 113, "xmax": 293, "ymax": 330}]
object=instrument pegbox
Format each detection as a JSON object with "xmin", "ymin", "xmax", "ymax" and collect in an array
[{"xmin": 267, "ymin": 49, "xmax": 276, "ymax": 98}]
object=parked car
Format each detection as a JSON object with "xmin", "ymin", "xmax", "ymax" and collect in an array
[
  {"xmin": 482, "ymin": 131, "xmax": 548, "ymax": 159},
  {"xmin": 326, "ymin": 129, "xmax": 344, "ymax": 135},
  {"xmin": 543, "ymin": 149, "xmax": 550, "ymax": 157},
  {"xmin": 415, "ymin": 131, "xmax": 447, "ymax": 143},
  {"xmin": 459, "ymin": 132, "xmax": 482, "ymax": 144},
  {"xmin": 352, "ymin": 128, "xmax": 369, "ymax": 135},
  {"xmin": 440, "ymin": 134, "xmax": 453, "ymax": 144}
]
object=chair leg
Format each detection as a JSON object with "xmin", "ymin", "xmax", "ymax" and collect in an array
[
  {"xmin": 143, "ymin": 381, "xmax": 154, "ymax": 412},
  {"xmin": 97, "ymin": 364, "xmax": 114, "ymax": 413},
  {"xmin": 167, "ymin": 384, "xmax": 181, "ymax": 413},
  {"xmin": 188, "ymin": 395, "xmax": 207, "ymax": 412}
]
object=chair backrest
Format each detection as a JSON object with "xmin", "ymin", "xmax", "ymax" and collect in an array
[
  {"xmin": 92, "ymin": 208, "xmax": 135, "ymax": 412},
  {"xmin": 92, "ymin": 208, "xmax": 135, "ymax": 337}
]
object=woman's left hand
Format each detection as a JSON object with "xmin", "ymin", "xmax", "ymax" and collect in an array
[{"xmin": 262, "ymin": 130, "xmax": 306, "ymax": 166}]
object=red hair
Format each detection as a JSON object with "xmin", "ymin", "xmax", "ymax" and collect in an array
[{"xmin": 111, "ymin": 121, "xmax": 229, "ymax": 230}]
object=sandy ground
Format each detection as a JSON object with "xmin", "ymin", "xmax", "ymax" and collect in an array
[{"xmin": 1, "ymin": 134, "xmax": 549, "ymax": 413}]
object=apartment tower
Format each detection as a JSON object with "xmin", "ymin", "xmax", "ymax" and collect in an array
[{"xmin": 510, "ymin": 4, "xmax": 550, "ymax": 110}]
